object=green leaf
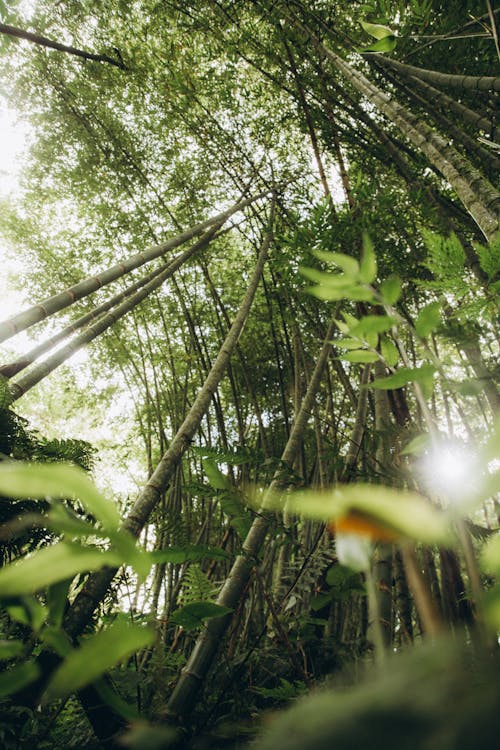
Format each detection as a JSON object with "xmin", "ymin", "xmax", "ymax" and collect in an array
[
  {"xmin": 360, "ymin": 20, "xmax": 395, "ymax": 39},
  {"xmin": 370, "ymin": 368, "xmax": 413, "ymax": 389},
  {"xmin": 6, "ymin": 596, "xmax": 46, "ymax": 631},
  {"xmin": 312, "ymin": 250, "xmax": 360, "ymax": 276},
  {"xmin": 203, "ymin": 458, "xmax": 230, "ymax": 490},
  {"xmin": 481, "ymin": 534, "xmax": 500, "ymax": 573},
  {"xmin": 94, "ymin": 677, "xmax": 140, "ymax": 722},
  {"xmin": 400, "ymin": 433, "xmax": 431, "ymax": 456},
  {"xmin": 276, "ymin": 484, "xmax": 450, "ymax": 544},
  {"xmin": 0, "ymin": 640, "xmax": 24, "ymax": 660},
  {"xmin": 371, "ymin": 364, "xmax": 435, "ymax": 392},
  {"xmin": 40, "ymin": 626, "xmax": 73, "ymax": 657},
  {"xmin": 349, "ymin": 315, "xmax": 395, "ymax": 338},
  {"xmin": 307, "ymin": 284, "xmax": 374, "ymax": 303},
  {"xmin": 380, "ymin": 337, "xmax": 399, "ymax": 367},
  {"xmin": 0, "ymin": 462, "xmax": 120, "ymax": 531},
  {"xmin": 359, "ymin": 234, "xmax": 377, "ymax": 283},
  {"xmin": 0, "ymin": 661, "xmax": 40, "ymax": 697},
  {"xmin": 47, "ymin": 578, "xmax": 72, "ymax": 628},
  {"xmin": 170, "ymin": 601, "xmax": 233, "ymax": 630},
  {"xmin": 0, "ymin": 543, "xmax": 122, "ymax": 597},
  {"xmin": 359, "ymin": 35, "xmax": 397, "ymax": 53},
  {"xmin": 380, "ymin": 274, "xmax": 402, "ymax": 304},
  {"xmin": 44, "ymin": 621, "xmax": 155, "ymax": 702},
  {"xmin": 415, "ymin": 301, "xmax": 441, "ymax": 338},
  {"xmin": 335, "ymin": 338, "xmax": 365, "ymax": 350},
  {"xmin": 340, "ymin": 350, "xmax": 379, "ymax": 363}
]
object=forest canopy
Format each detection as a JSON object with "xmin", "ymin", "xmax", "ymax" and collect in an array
[{"xmin": 0, "ymin": 1, "xmax": 499, "ymax": 748}]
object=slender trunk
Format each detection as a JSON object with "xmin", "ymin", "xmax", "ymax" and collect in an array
[
  {"xmin": 0, "ymin": 261, "xmax": 166, "ymax": 379},
  {"xmin": 281, "ymin": 35, "xmax": 336, "ymax": 213},
  {"xmin": 326, "ymin": 51, "xmax": 500, "ymax": 240},
  {"xmin": 295, "ymin": 26, "xmax": 500, "ymax": 240},
  {"xmin": 368, "ymin": 360, "xmax": 393, "ymax": 650},
  {"xmin": 341, "ymin": 364, "xmax": 371, "ymax": 481},
  {"xmin": 0, "ymin": 22, "xmax": 125, "ymax": 69},
  {"xmin": 165, "ymin": 318, "xmax": 336, "ymax": 720},
  {"xmin": 7, "ymin": 226, "xmax": 221, "ymax": 402},
  {"xmin": 62, "ymin": 200, "xmax": 275, "ymax": 640},
  {"xmin": 374, "ymin": 56, "xmax": 500, "ymax": 143},
  {"xmin": 0, "ymin": 189, "xmax": 268, "ymax": 343},
  {"xmin": 366, "ymin": 54, "xmax": 500, "ymax": 94}
]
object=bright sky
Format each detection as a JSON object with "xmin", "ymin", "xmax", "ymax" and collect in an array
[
  {"xmin": 0, "ymin": 97, "xmax": 32, "ymax": 351},
  {"xmin": 0, "ymin": 96, "xmax": 146, "ymax": 499}
]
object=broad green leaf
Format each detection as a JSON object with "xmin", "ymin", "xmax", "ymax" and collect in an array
[
  {"xmin": 0, "ymin": 640, "xmax": 24, "ymax": 660},
  {"xmin": 307, "ymin": 284, "xmax": 374, "ymax": 302},
  {"xmin": 203, "ymin": 458, "xmax": 230, "ymax": 490},
  {"xmin": 481, "ymin": 534, "xmax": 500, "ymax": 573},
  {"xmin": 47, "ymin": 578, "xmax": 72, "ymax": 628},
  {"xmin": 0, "ymin": 462, "xmax": 120, "ymax": 531},
  {"xmin": 380, "ymin": 274, "xmax": 402, "ymax": 304},
  {"xmin": 268, "ymin": 484, "xmax": 450, "ymax": 544},
  {"xmin": 450, "ymin": 379, "xmax": 484, "ymax": 397},
  {"xmin": 359, "ymin": 35, "xmax": 397, "ymax": 53},
  {"xmin": 94, "ymin": 677, "xmax": 140, "ymax": 721},
  {"xmin": 170, "ymin": 601, "xmax": 233, "ymax": 630},
  {"xmin": 326, "ymin": 565, "xmax": 365, "ymax": 597},
  {"xmin": 370, "ymin": 368, "xmax": 414, "ymax": 389},
  {"xmin": 371, "ymin": 364, "xmax": 435, "ymax": 392},
  {"xmin": 310, "ymin": 592, "xmax": 333, "ymax": 611},
  {"xmin": 415, "ymin": 301, "xmax": 441, "ymax": 338},
  {"xmin": 400, "ymin": 433, "xmax": 431, "ymax": 456},
  {"xmin": 44, "ymin": 621, "xmax": 155, "ymax": 701},
  {"xmin": 349, "ymin": 315, "xmax": 395, "ymax": 338},
  {"xmin": 335, "ymin": 319, "xmax": 350, "ymax": 335},
  {"xmin": 381, "ymin": 337, "xmax": 399, "ymax": 367},
  {"xmin": 40, "ymin": 626, "xmax": 73, "ymax": 657},
  {"xmin": 0, "ymin": 543, "xmax": 122, "ymax": 597},
  {"xmin": 312, "ymin": 250, "xmax": 359, "ymax": 276},
  {"xmin": 335, "ymin": 338, "xmax": 365, "ymax": 350},
  {"xmin": 46, "ymin": 505, "xmax": 98, "ymax": 538},
  {"xmin": 150, "ymin": 545, "xmax": 229, "ymax": 564},
  {"xmin": 359, "ymin": 234, "xmax": 377, "ymax": 283},
  {"xmin": 340, "ymin": 350, "xmax": 379, "ymax": 363},
  {"xmin": 0, "ymin": 661, "xmax": 40, "ymax": 696},
  {"xmin": 360, "ymin": 20, "xmax": 395, "ymax": 39},
  {"xmin": 299, "ymin": 266, "xmax": 346, "ymax": 286},
  {"xmin": 6, "ymin": 596, "xmax": 46, "ymax": 631}
]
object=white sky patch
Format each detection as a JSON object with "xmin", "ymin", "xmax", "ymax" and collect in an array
[{"xmin": 0, "ymin": 96, "xmax": 33, "ymax": 353}]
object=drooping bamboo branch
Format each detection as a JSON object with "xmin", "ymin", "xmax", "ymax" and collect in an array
[
  {"xmin": 365, "ymin": 54, "xmax": 500, "ymax": 94},
  {"xmin": 0, "ymin": 264, "xmax": 164, "ymax": 379},
  {"xmin": 0, "ymin": 22, "xmax": 126, "ymax": 69},
  {"xmin": 7, "ymin": 224, "xmax": 223, "ymax": 402},
  {"xmin": 62, "ymin": 198, "xmax": 276, "ymax": 640},
  {"xmin": 313, "ymin": 40, "xmax": 500, "ymax": 239},
  {"xmin": 0, "ymin": 189, "xmax": 269, "ymax": 344},
  {"xmin": 165, "ymin": 316, "xmax": 336, "ymax": 720}
]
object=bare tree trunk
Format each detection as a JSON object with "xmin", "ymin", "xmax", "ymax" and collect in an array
[
  {"xmin": 165, "ymin": 317, "xmax": 336, "ymax": 721},
  {"xmin": 0, "ymin": 22, "xmax": 126, "ymax": 69},
  {"xmin": 7, "ymin": 225, "xmax": 221, "ymax": 402},
  {"xmin": 0, "ymin": 189, "xmax": 268, "ymax": 343},
  {"xmin": 366, "ymin": 54, "xmax": 500, "ymax": 94},
  {"xmin": 62, "ymin": 199, "xmax": 276, "ymax": 640}
]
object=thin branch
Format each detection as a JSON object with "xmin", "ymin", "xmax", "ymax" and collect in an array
[{"xmin": 0, "ymin": 22, "xmax": 126, "ymax": 69}]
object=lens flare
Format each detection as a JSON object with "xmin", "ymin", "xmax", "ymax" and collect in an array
[{"xmin": 417, "ymin": 440, "xmax": 479, "ymax": 506}]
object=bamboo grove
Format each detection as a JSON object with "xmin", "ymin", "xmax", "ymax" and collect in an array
[{"xmin": 0, "ymin": 1, "xmax": 499, "ymax": 748}]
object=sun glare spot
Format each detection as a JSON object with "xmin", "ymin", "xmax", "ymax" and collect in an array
[{"xmin": 417, "ymin": 441, "xmax": 479, "ymax": 506}]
